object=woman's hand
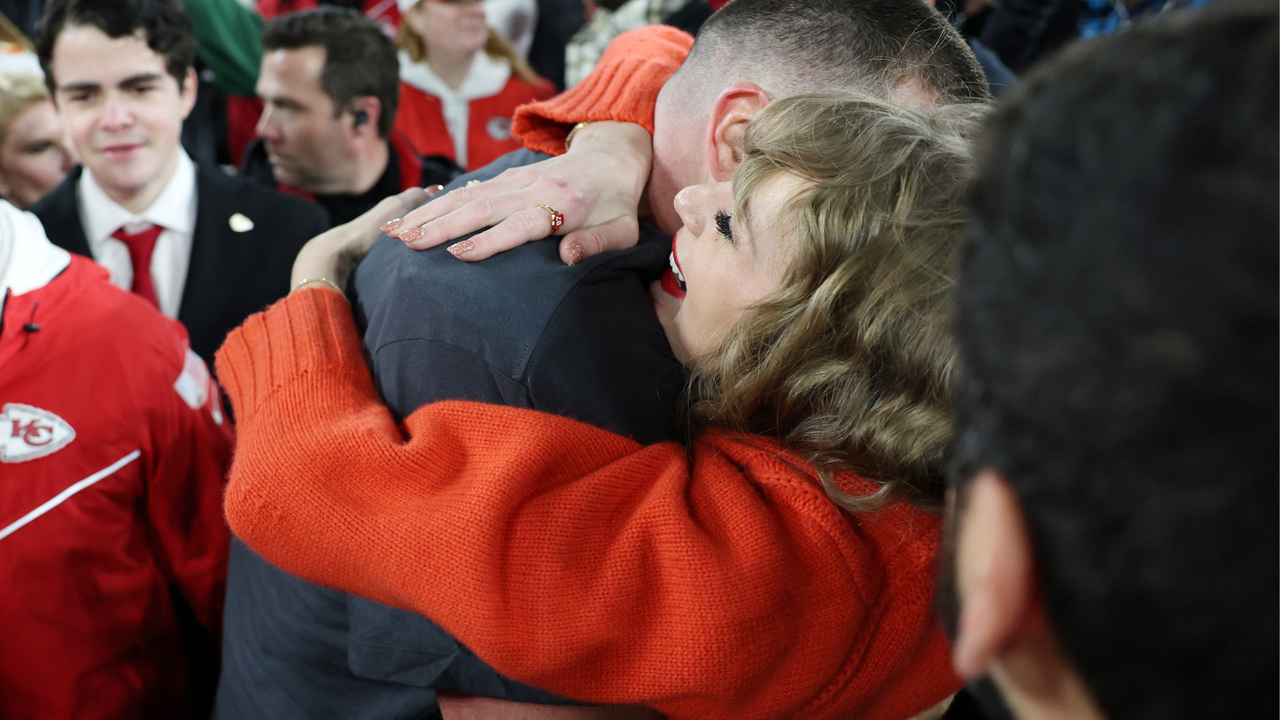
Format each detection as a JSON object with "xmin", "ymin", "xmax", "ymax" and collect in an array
[
  {"xmin": 384, "ymin": 121, "xmax": 653, "ymax": 265},
  {"xmin": 291, "ymin": 187, "xmax": 433, "ymax": 294}
]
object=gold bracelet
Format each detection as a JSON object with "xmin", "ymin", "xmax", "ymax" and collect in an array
[
  {"xmin": 294, "ymin": 277, "xmax": 343, "ymax": 295},
  {"xmin": 564, "ymin": 121, "xmax": 592, "ymax": 152}
]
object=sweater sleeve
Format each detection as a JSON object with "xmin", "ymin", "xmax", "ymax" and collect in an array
[
  {"xmin": 512, "ymin": 25, "xmax": 694, "ymax": 155},
  {"xmin": 214, "ymin": 289, "xmax": 893, "ymax": 720}
]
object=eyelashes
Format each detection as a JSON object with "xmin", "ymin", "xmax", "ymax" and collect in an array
[{"xmin": 714, "ymin": 210, "xmax": 733, "ymax": 243}]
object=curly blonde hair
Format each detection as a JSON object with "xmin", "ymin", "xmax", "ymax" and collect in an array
[{"xmin": 688, "ymin": 94, "xmax": 985, "ymax": 512}]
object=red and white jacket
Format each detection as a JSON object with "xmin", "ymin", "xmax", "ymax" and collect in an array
[
  {"xmin": 0, "ymin": 205, "xmax": 233, "ymax": 719},
  {"xmin": 396, "ymin": 51, "xmax": 555, "ymax": 171}
]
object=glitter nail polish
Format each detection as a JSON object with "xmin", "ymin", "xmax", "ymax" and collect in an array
[
  {"xmin": 447, "ymin": 240, "xmax": 475, "ymax": 257},
  {"xmin": 380, "ymin": 218, "xmax": 403, "ymax": 234},
  {"xmin": 399, "ymin": 227, "xmax": 426, "ymax": 244},
  {"xmin": 566, "ymin": 240, "xmax": 586, "ymax": 266}
]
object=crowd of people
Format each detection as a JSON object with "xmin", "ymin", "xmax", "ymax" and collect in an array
[{"xmin": 0, "ymin": 0, "xmax": 1273, "ymax": 720}]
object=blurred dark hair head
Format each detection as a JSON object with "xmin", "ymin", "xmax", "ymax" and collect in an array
[{"xmin": 950, "ymin": 1, "xmax": 1278, "ymax": 718}]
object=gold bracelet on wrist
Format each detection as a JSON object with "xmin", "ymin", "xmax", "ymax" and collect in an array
[
  {"xmin": 293, "ymin": 277, "xmax": 344, "ymax": 295},
  {"xmin": 564, "ymin": 121, "xmax": 592, "ymax": 152}
]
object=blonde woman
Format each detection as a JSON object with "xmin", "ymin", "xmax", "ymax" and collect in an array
[
  {"xmin": 394, "ymin": 0, "xmax": 554, "ymax": 171},
  {"xmin": 217, "ymin": 94, "xmax": 983, "ymax": 720},
  {"xmin": 0, "ymin": 72, "xmax": 74, "ymax": 208}
]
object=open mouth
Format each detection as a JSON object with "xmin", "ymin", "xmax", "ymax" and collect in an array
[
  {"xmin": 669, "ymin": 250, "xmax": 686, "ymax": 292},
  {"xmin": 659, "ymin": 247, "xmax": 687, "ymax": 300}
]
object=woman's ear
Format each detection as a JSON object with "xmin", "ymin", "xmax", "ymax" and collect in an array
[{"xmin": 704, "ymin": 83, "xmax": 770, "ymax": 182}]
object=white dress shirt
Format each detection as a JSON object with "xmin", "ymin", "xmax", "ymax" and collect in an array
[
  {"xmin": 77, "ymin": 150, "xmax": 197, "ymax": 319},
  {"xmin": 399, "ymin": 52, "xmax": 511, "ymax": 169}
]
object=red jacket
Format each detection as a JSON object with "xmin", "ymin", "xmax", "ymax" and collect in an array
[
  {"xmin": 0, "ymin": 254, "xmax": 233, "ymax": 719},
  {"xmin": 257, "ymin": 0, "xmax": 400, "ymax": 28},
  {"xmin": 396, "ymin": 54, "xmax": 556, "ymax": 170}
]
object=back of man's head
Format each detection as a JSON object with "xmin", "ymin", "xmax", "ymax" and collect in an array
[
  {"xmin": 675, "ymin": 0, "xmax": 988, "ymax": 110},
  {"xmin": 35, "ymin": 0, "xmax": 195, "ymax": 93},
  {"xmin": 952, "ymin": 0, "xmax": 1278, "ymax": 718},
  {"xmin": 261, "ymin": 6, "xmax": 399, "ymax": 138}
]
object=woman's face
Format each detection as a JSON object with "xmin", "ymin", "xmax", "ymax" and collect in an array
[
  {"xmin": 0, "ymin": 99, "xmax": 75, "ymax": 209},
  {"xmin": 650, "ymin": 174, "xmax": 806, "ymax": 364},
  {"xmin": 408, "ymin": 0, "xmax": 489, "ymax": 59}
]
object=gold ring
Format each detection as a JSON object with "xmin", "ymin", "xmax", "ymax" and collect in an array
[
  {"xmin": 536, "ymin": 205, "xmax": 565, "ymax": 235},
  {"xmin": 466, "ymin": 179, "xmax": 482, "ymax": 187}
]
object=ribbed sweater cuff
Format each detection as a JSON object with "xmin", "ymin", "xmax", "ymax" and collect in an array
[
  {"xmin": 513, "ymin": 26, "xmax": 694, "ymax": 155},
  {"xmin": 214, "ymin": 288, "xmax": 366, "ymax": 420}
]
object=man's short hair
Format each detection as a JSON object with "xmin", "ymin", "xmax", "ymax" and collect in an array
[
  {"xmin": 950, "ymin": 1, "xmax": 1278, "ymax": 718},
  {"xmin": 261, "ymin": 6, "xmax": 400, "ymax": 138},
  {"xmin": 676, "ymin": 0, "xmax": 988, "ymax": 108},
  {"xmin": 35, "ymin": 0, "xmax": 196, "ymax": 94}
]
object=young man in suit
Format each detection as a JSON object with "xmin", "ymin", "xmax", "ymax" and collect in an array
[
  {"xmin": 240, "ymin": 7, "xmax": 460, "ymax": 226},
  {"xmin": 30, "ymin": 0, "xmax": 329, "ymax": 367}
]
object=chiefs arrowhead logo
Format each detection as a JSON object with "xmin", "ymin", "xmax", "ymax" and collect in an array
[{"xmin": 1, "ymin": 403, "xmax": 75, "ymax": 463}]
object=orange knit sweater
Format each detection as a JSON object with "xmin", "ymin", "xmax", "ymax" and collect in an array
[
  {"xmin": 215, "ymin": 289, "xmax": 962, "ymax": 720},
  {"xmin": 512, "ymin": 25, "xmax": 694, "ymax": 155}
]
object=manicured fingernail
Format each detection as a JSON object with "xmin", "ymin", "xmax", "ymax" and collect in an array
[
  {"xmin": 426, "ymin": 184, "xmax": 444, "ymax": 196},
  {"xmin": 380, "ymin": 218, "xmax": 403, "ymax": 234},
  {"xmin": 447, "ymin": 240, "xmax": 474, "ymax": 257},
  {"xmin": 399, "ymin": 227, "xmax": 426, "ymax": 244},
  {"xmin": 566, "ymin": 240, "xmax": 585, "ymax": 266}
]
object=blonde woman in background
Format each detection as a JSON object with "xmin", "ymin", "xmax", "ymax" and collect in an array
[
  {"xmin": 0, "ymin": 72, "xmax": 74, "ymax": 209},
  {"xmin": 218, "ymin": 94, "xmax": 986, "ymax": 720},
  {"xmin": 394, "ymin": 0, "xmax": 555, "ymax": 171}
]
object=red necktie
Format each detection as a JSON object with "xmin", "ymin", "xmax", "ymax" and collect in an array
[{"xmin": 111, "ymin": 224, "xmax": 164, "ymax": 309}]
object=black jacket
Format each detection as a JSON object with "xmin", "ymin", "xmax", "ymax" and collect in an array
[{"xmin": 31, "ymin": 164, "xmax": 330, "ymax": 367}]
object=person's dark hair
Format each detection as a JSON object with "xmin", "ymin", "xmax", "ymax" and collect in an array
[
  {"xmin": 261, "ymin": 6, "xmax": 400, "ymax": 138},
  {"xmin": 35, "ymin": 0, "xmax": 197, "ymax": 94},
  {"xmin": 675, "ymin": 0, "xmax": 989, "ymax": 108},
  {"xmin": 950, "ymin": 1, "xmax": 1278, "ymax": 718}
]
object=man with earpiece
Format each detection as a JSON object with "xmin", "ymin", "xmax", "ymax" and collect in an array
[{"xmin": 241, "ymin": 6, "xmax": 462, "ymax": 226}]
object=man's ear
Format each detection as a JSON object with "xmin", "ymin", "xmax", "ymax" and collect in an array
[
  {"xmin": 704, "ymin": 82, "xmax": 769, "ymax": 182},
  {"xmin": 953, "ymin": 470, "xmax": 1109, "ymax": 720},
  {"xmin": 952, "ymin": 469, "xmax": 1037, "ymax": 680},
  {"xmin": 348, "ymin": 96, "xmax": 381, "ymax": 138},
  {"xmin": 179, "ymin": 66, "xmax": 198, "ymax": 120}
]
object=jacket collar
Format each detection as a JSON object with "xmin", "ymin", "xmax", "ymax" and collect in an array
[
  {"xmin": 0, "ymin": 200, "xmax": 70, "ymax": 297},
  {"xmin": 398, "ymin": 51, "xmax": 511, "ymax": 101}
]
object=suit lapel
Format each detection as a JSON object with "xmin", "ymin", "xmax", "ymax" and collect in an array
[
  {"xmin": 178, "ymin": 165, "xmax": 240, "ymax": 337},
  {"xmin": 35, "ymin": 167, "xmax": 92, "ymax": 258}
]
